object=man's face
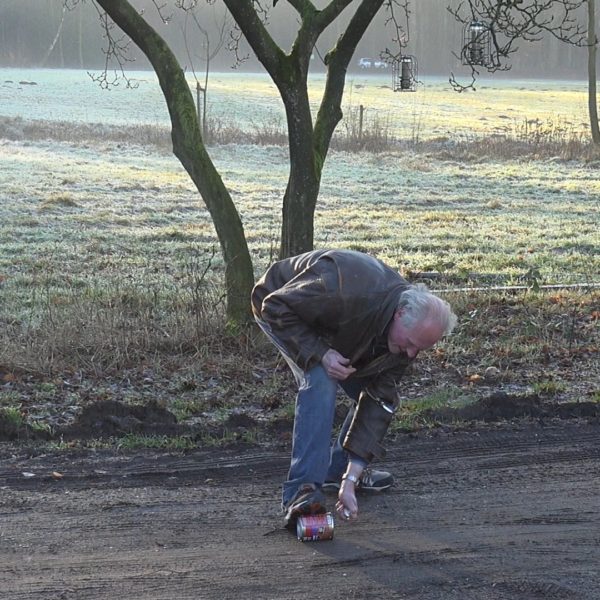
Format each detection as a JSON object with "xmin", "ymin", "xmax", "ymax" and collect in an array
[{"xmin": 387, "ymin": 310, "xmax": 445, "ymax": 358}]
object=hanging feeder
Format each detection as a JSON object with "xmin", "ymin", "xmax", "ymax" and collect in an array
[
  {"xmin": 392, "ymin": 55, "xmax": 418, "ymax": 92},
  {"xmin": 462, "ymin": 20, "xmax": 491, "ymax": 67}
]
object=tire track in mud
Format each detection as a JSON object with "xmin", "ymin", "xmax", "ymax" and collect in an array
[
  {"xmin": 0, "ymin": 423, "xmax": 596, "ymax": 488},
  {"xmin": 1, "ymin": 422, "xmax": 599, "ymax": 599}
]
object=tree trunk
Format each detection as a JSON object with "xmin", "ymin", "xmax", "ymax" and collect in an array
[
  {"xmin": 279, "ymin": 84, "xmax": 321, "ymax": 258},
  {"xmin": 95, "ymin": 0, "xmax": 254, "ymax": 325},
  {"xmin": 78, "ymin": 5, "xmax": 84, "ymax": 68},
  {"xmin": 222, "ymin": 0, "xmax": 384, "ymax": 259},
  {"xmin": 40, "ymin": 4, "xmax": 66, "ymax": 67},
  {"xmin": 203, "ymin": 46, "xmax": 209, "ymax": 140},
  {"xmin": 280, "ymin": 150, "xmax": 320, "ymax": 258},
  {"xmin": 589, "ymin": 0, "xmax": 600, "ymax": 144}
]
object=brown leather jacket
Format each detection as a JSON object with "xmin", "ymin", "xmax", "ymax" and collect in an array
[{"xmin": 251, "ymin": 249, "xmax": 413, "ymax": 462}]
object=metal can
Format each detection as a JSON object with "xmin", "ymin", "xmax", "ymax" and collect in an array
[{"xmin": 296, "ymin": 513, "xmax": 335, "ymax": 542}]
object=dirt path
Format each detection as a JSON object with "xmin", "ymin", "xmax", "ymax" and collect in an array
[{"xmin": 1, "ymin": 422, "xmax": 599, "ymax": 600}]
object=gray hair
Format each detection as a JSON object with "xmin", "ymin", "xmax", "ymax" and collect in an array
[{"xmin": 397, "ymin": 284, "xmax": 457, "ymax": 336}]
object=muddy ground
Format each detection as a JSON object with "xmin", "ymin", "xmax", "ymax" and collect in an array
[{"xmin": 1, "ymin": 415, "xmax": 599, "ymax": 600}]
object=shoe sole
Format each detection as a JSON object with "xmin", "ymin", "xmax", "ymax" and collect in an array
[{"xmin": 284, "ymin": 498, "xmax": 327, "ymax": 530}]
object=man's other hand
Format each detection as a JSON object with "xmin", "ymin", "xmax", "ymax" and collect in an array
[{"xmin": 321, "ymin": 349, "xmax": 357, "ymax": 380}]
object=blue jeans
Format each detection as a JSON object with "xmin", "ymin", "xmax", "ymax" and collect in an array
[
  {"xmin": 282, "ymin": 364, "xmax": 368, "ymax": 507},
  {"xmin": 254, "ymin": 318, "xmax": 367, "ymax": 507}
]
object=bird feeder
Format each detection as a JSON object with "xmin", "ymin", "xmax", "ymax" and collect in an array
[
  {"xmin": 462, "ymin": 20, "xmax": 491, "ymax": 67},
  {"xmin": 392, "ymin": 55, "xmax": 418, "ymax": 93}
]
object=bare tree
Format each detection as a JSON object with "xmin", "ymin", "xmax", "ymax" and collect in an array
[
  {"xmin": 178, "ymin": 1, "xmax": 231, "ymax": 139},
  {"xmin": 450, "ymin": 0, "xmax": 599, "ymax": 143},
  {"xmin": 449, "ymin": 0, "xmax": 588, "ymax": 89},
  {"xmin": 40, "ymin": 3, "xmax": 67, "ymax": 67},
  {"xmin": 447, "ymin": 0, "xmax": 600, "ymax": 145},
  {"xmin": 221, "ymin": 1, "xmax": 405, "ymax": 258},
  {"xmin": 80, "ymin": 0, "xmax": 409, "ymax": 323},
  {"xmin": 91, "ymin": 0, "xmax": 255, "ymax": 324}
]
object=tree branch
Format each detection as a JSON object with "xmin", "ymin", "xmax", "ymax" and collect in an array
[
  {"xmin": 448, "ymin": 0, "xmax": 587, "ymax": 90},
  {"xmin": 314, "ymin": 0, "xmax": 385, "ymax": 155},
  {"xmin": 221, "ymin": 0, "xmax": 286, "ymax": 77},
  {"xmin": 89, "ymin": 1, "xmax": 138, "ymax": 89}
]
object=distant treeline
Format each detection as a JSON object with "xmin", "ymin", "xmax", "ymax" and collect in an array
[{"xmin": 0, "ymin": 0, "xmax": 588, "ymax": 79}]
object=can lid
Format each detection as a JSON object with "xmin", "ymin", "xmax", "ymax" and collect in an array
[{"xmin": 295, "ymin": 518, "xmax": 303, "ymax": 539}]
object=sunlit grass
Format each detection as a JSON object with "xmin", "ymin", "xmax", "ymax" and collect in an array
[
  {"xmin": 116, "ymin": 434, "xmax": 196, "ymax": 450},
  {"xmin": 1, "ymin": 407, "xmax": 24, "ymax": 428},
  {"xmin": 320, "ymin": 75, "xmax": 589, "ymax": 141},
  {"xmin": 390, "ymin": 386, "xmax": 478, "ymax": 431}
]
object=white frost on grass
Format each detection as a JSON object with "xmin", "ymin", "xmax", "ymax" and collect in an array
[{"xmin": 1, "ymin": 133, "xmax": 597, "ymax": 298}]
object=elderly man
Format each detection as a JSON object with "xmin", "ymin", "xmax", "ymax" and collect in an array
[{"xmin": 251, "ymin": 249, "xmax": 456, "ymax": 529}]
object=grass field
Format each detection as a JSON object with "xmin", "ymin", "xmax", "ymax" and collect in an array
[{"xmin": 0, "ymin": 73, "xmax": 598, "ymax": 442}]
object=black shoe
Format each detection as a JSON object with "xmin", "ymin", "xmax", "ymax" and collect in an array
[
  {"xmin": 322, "ymin": 468, "xmax": 394, "ymax": 493},
  {"xmin": 283, "ymin": 483, "xmax": 327, "ymax": 530}
]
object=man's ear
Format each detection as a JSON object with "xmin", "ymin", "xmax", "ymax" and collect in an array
[{"xmin": 394, "ymin": 309, "xmax": 404, "ymax": 321}]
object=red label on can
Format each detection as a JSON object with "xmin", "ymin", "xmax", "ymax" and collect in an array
[{"xmin": 296, "ymin": 513, "xmax": 335, "ymax": 542}]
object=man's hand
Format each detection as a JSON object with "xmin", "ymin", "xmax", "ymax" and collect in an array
[
  {"xmin": 335, "ymin": 461, "xmax": 363, "ymax": 521},
  {"xmin": 321, "ymin": 349, "xmax": 356, "ymax": 380},
  {"xmin": 335, "ymin": 480, "xmax": 358, "ymax": 522}
]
